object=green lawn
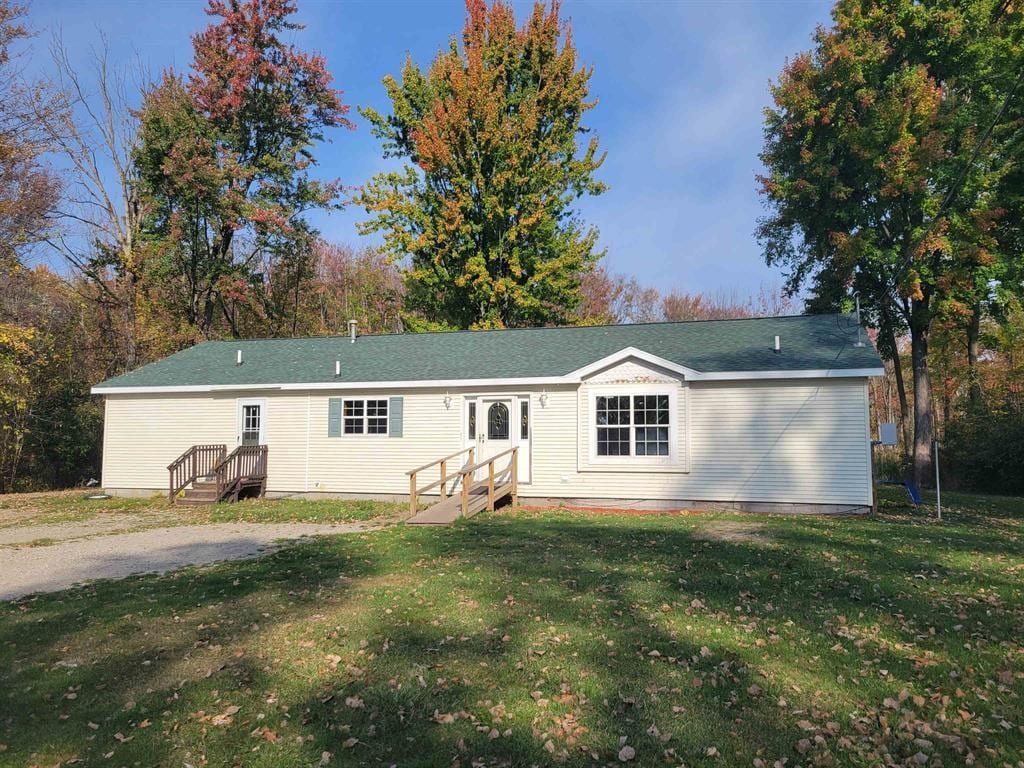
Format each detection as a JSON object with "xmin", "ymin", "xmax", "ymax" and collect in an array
[
  {"xmin": 1, "ymin": 489, "xmax": 1022, "ymax": 767},
  {"xmin": 0, "ymin": 491, "xmax": 405, "ymax": 528}
]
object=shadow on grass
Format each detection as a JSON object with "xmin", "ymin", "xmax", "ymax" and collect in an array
[{"xmin": 1, "ymin": 508, "xmax": 1022, "ymax": 766}]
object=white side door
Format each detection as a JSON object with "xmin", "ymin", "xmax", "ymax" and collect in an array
[{"xmin": 236, "ymin": 398, "xmax": 267, "ymax": 446}]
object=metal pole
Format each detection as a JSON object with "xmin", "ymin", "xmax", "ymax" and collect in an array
[
  {"xmin": 933, "ymin": 440, "xmax": 941, "ymax": 521},
  {"xmin": 853, "ymin": 292, "xmax": 866, "ymax": 347}
]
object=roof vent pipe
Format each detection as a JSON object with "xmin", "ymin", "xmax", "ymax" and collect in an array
[
  {"xmin": 335, "ymin": 360, "xmax": 341, "ymax": 377},
  {"xmin": 773, "ymin": 335, "xmax": 781, "ymax": 353},
  {"xmin": 236, "ymin": 349, "xmax": 243, "ymax": 366},
  {"xmin": 348, "ymin": 319, "xmax": 357, "ymax": 343}
]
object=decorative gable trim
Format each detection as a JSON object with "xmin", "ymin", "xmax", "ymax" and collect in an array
[{"xmin": 569, "ymin": 347, "xmax": 701, "ymax": 381}]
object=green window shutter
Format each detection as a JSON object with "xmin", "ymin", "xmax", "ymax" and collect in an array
[
  {"xmin": 328, "ymin": 397, "xmax": 342, "ymax": 437},
  {"xmin": 388, "ymin": 396, "xmax": 404, "ymax": 437}
]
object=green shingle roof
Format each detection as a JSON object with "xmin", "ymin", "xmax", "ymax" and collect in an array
[{"xmin": 92, "ymin": 313, "xmax": 882, "ymax": 390}]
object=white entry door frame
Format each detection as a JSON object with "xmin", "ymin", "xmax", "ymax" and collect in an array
[{"xmin": 464, "ymin": 394, "xmax": 531, "ymax": 483}]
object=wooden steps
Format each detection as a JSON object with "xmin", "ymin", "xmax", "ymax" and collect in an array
[
  {"xmin": 178, "ymin": 478, "xmax": 219, "ymax": 505},
  {"xmin": 169, "ymin": 445, "xmax": 268, "ymax": 505}
]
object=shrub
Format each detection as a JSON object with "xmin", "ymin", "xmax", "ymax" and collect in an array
[{"xmin": 943, "ymin": 412, "xmax": 1024, "ymax": 495}]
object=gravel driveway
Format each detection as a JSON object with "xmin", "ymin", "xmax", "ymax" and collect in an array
[{"xmin": 1, "ymin": 521, "xmax": 375, "ymax": 601}]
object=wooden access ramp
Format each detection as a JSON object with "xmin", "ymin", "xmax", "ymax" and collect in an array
[{"xmin": 406, "ymin": 447, "xmax": 518, "ymax": 525}]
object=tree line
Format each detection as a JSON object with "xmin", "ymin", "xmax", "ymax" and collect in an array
[
  {"xmin": 1, "ymin": 0, "xmax": 1022, "ymax": 494},
  {"xmin": 759, "ymin": 0, "xmax": 1024, "ymax": 491},
  {"xmin": 0, "ymin": 0, "xmax": 792, "ymax": 491}
]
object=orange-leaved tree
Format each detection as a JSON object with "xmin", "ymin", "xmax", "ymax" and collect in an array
[
  {"xmin": 358, "ymin": 0, "xmax": 606, "ymax": 330},
  {"xmin": 136, "ymin": 0, "xmax": 352, "ymax": 341}
]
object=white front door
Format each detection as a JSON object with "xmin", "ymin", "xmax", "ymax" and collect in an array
[{"xmin": 466, "ymin": 395, "xmax": 531, "ymax": 483}]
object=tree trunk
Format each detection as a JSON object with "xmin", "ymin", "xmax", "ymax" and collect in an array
[
  {"xmin": 910, "ymin": 297, "xmax": 934, "ymax": 489},
  {"xmin": 967, "ymin": 303, "xmax": 982, "ymax": 409},
  {"xmin": 883, "ymin": 325, "xmax": 911, "ymax": 459}
]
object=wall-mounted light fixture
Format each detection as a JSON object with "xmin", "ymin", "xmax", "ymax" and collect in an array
[
  {"xmin": 443, "ymin": 392, "xmax": 452, "ymax": 409},
  {"xmin": 539, "ymin": 390, "xmax": 548, "ymax": 407}
]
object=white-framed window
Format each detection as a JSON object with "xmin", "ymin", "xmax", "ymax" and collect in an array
[
  {"xmin": 343, "ymin": 398, "xmax": 388, "ymax": 435},
  {"xmin": 588, "ymin": 388, "xmax": 678, "ymax": 465},
  {"xmin": 236, "ymin": 398, "xmax": 267, "ymax": 446}
]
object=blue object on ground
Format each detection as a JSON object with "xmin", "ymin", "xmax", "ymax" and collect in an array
[
  {"xmin": 903, "ymin": 482, "xmax": 922, "ymax": 505},
  {"xmin": 880, "ymin": 480, "xmax": 922, "ymax": 505}
]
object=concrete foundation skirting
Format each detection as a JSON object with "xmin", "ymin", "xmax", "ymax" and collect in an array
[
  {"xmin": 517, "ymin": 496, "xmax": 871, "ymax": 515},
  {"xmin": 107, "ymin": 488, "xmax": 869, "ymax": 515},
  {"xmin": 104, "ymin": 488, "xmax": 168, "ymax": 499}
]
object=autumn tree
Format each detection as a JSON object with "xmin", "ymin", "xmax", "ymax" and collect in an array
[
  {"xmin": 359, "ymin": 0, "xmax": 606, "ymax": 330},
  {"xmin": 758, "ymin": 0, "xmax": 1023, "ymax": 487},
  {"xmin": 34, "ymin": 37, "xmax": 153, "ymax": 375},
  {"xmin": 663, "ymin": 284, "xmax": 794, "ymax": 322},
  {"xmin": 136, "ymin": 0, "xmax": 351, "ymax": 341},
  {"xmin": 577, "ymin": 265, "xmax": 795, "ymax": 326},
  {"xmin": 0, "ymin": 0, "xmax": 60, "ymax": 268},
  {"xmin": 576, "ymin": 265, "xmax": 660, "ymax": 325},
  {"xmin": 0, "ymin": 265, "xmax": 100, "ymax": 490},
  {"xmin": 301, "ymin": 241, "xmax": 404, "ymax": 336},
  {"xmin": 0, "ymin": 3, "xmax": 102, "ymax": 490}
]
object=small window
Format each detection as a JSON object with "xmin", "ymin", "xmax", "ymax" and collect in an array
[
  {"xmin": 343, "ymin": 398, "xmax": 388, "ymax": 435},
  {"xmin": 343, "ymin": 400, "xmax": 364, "ymax": 434},
  {"xmin": 520, "ymin": 399, "xmax": 529, "ymax": 440},
  {"xmin": 487, "ymin": 402, "xmax": 509, "ymax": 440},
  {"xmin": 241, "ymin": 404, "xmax": 261, "ymax": 445},
  {"xmin": 366, "ymin": 399, "xmax": 388, "ymax": 434},
  {"xmin": 467, "ymin": 401, "xmax": 476, "ymax": 440},
  {"xmin": 595, "ymin": 393, "xmax": 671, "ymax": 458}
]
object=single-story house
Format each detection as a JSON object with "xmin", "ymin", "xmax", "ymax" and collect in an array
[{"xmin": 91, "ymin": 313, "xmax": 884, "ymax": 514}]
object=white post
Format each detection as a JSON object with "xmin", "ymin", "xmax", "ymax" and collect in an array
[{"xmin": 933, "ymin": 440, "xmax": 941, "ymax": 521}]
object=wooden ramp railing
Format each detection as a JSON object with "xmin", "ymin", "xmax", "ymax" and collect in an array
[
  {"xmin": 213, "ymin": 445, "xmax": 269, "ymax": 502},
  {"xmin": 407, "ymin": 446, "xmax": 475, "ymax": 517},
  {"xmin": 168, "ymin": 444, "xmax": 226, "ymax": 502},
  {"xmin": 407, "ymin": 447, "xmax": 518, "ymax": 525}
]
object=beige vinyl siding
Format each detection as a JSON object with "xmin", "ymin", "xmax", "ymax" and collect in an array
[
  {"xmin": 264, "ymin": 394, "xmax": 308, "ymax": 492},
  {"xmin": 101, "ymin": 388, "xmax": 469, "ymax": 495},
  {"xmin": 525, "ymin": 375, "xmax": 871, "ymax": 506},
  {"xmin": 100, "ymin": 368, "xmax": 872, "ymax": 507},
  {"xmin": 303, "ymin": 390, "xmax": 462, "ymax": 495},
  {"xmin": 101, "ymin": 393, "xmax": 237, "ymax": 490}
]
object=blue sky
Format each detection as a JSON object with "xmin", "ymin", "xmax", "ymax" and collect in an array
[{"xmin": 23, "ymin": 0, "xmax": 832, "ymax": 296}]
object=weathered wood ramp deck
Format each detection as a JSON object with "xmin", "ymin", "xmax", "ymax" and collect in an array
[
  {"xmin": 405, "ymin": 447, "xmax": 518, "ymax": 526},
  {"xmin": 406, "ymin": 479, "xmax": 493, "ymax": 524}
]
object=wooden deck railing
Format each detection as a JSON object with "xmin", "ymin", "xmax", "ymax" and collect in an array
[
  {"xmin": 213, "ymin": 445, "xmax": 269, "ymax": 501},
  {"xmin": 457, "ymin": 446, "xmax": 518, "ymax": 517},
  {"xmin": 406, "ymin": 446, "xmax": 475, "ymax": 516},
  {"xmin": 168, "ymin": 444, "xmax": 226, "ymax": 503}
]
